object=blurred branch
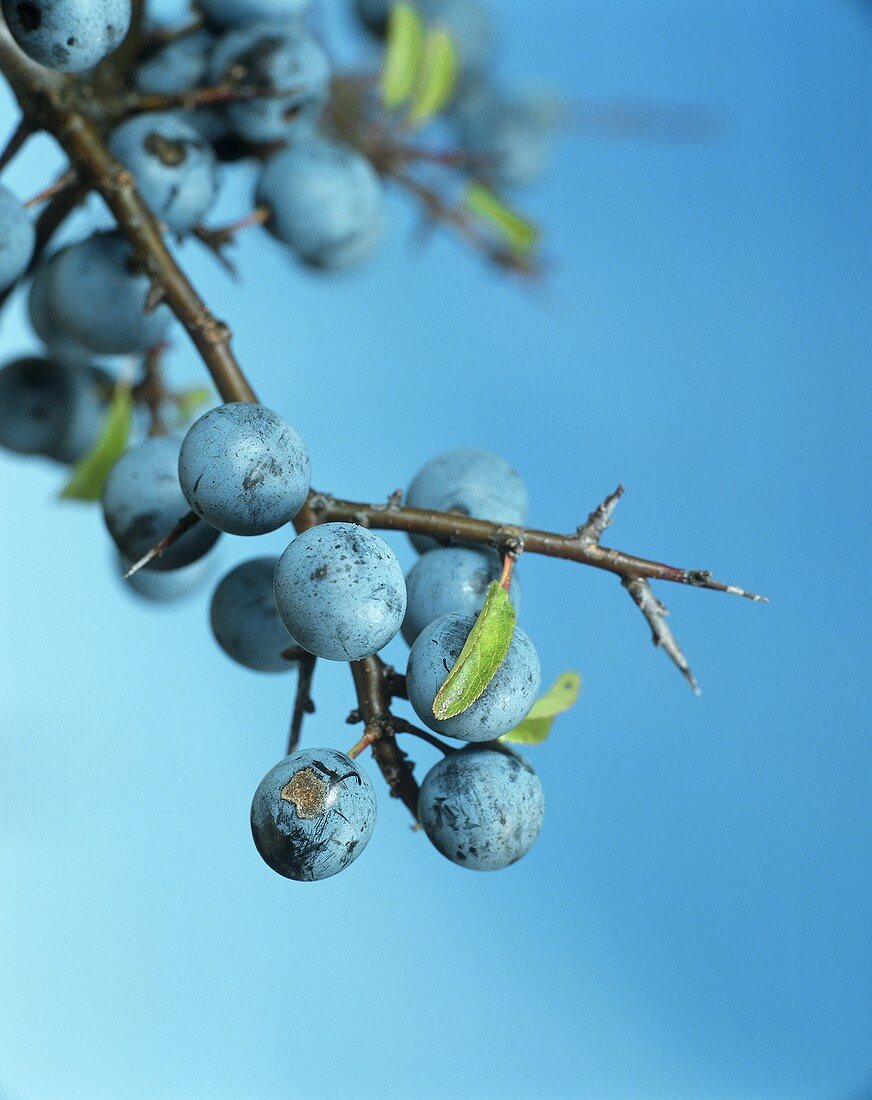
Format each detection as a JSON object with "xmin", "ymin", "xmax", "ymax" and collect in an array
[
  {"xmin": 0, "ymin": 24, "xmax": 257, "ymax": 405},
  {"xmin": 0, "ymin": 114, "xmax": 33, "ymax": 172}
]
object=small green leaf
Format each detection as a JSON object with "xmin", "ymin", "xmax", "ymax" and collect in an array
[
  {"xmin": 407, "ymin": 27, "xmax": 457, "ymax": 126},
  {"xmin": 381, "ymin": 2, "xmax": 425, "ymax": 110},
  {"xmin": 433, "ymin": 581, "xmax": 516, "ymax": 720},
  {"xmin": 465, "ymin": 181, "xmax": 540, "ymax": 257},
  {"xmin": 500, "ymin": 671, "xmax": 582, "ymax": 745},
  {"xmin": 60, "ymin": 377, "xmax": 133, "ymax": 502},
  {"xmin": 176, "ymin": 386, "xmax": 212, "ymax": 423}
]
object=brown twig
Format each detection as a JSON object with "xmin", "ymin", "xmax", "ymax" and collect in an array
[
  {"xmin": 0, "ymin": 27, "xmax": 257, "ymax": 406},
  {"xmin": 133, "ymin": 342, "xmax": 171, "ymax": 437},
  {"xmin": 349, "ymin": 657, "xmax": 420, "ymax": 820},
  {"xmin": 306, "ymin": 486, "xmax": 765, "ymax": 690},
  {"xmin": 0, "ymin": 115, "xmax": 33, "ymax": 172},
  {"xmin": 393, "ymin": 170, "xmax": 537, "ymax": 276},
  {"xmin": 124, "ymin": 83, "xmax": 294, "ymax": 114},
  {"xmin": 287, "ymin": 652, "xmax": 317, "ymax": 755},
  {"xmin": 193, "ymin": 206, "xmax": 270, "ymax": 273},
  {"xmin": 306, "ymin": 489, "xmax": 765, "ymax": 600},
  {"xmin": 392, "ymin": 718, "xmax": 453, "ymax": 756}
]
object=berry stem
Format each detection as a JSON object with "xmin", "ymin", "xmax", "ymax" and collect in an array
[
  {"xmin": 347, "ymin": 724, "xmax": 380, "ymax": 760},
  {"xmin": 499, "ymin": 554, "xmax": 516, "ymax": 591}
]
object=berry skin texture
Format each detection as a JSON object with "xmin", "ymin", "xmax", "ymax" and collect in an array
[
  {"xmin": 199, "ymin": 0, "xmax": 310, "ymax": 29},
  {"xmin": 0, "ymin": 185, "xmax": 35, "ymax": 291},
  {"xmin": 418, "ymin": 744, "xmax": 544, "ymax": 871},
  {"xmin": 208, "ymin": 22, "xmax": 330, "ymax": 143},
  {"xmin": 257, "ymin": 137, "xmax": 384, "ymax": 270},
  {"xmin": 402, "ymin": 546, "xmax": 521, "ymax": 646},
  {"xmin": 3, "ymin": 0, "xmax": 131, "ymax": 73},
  {"xmin": 210, "ymin": 557, "xmax": 299, "ymax": 673},
  {"xmin": 0, "ymin": 356, "xmax": 108, "ymax": 463},
  {"xmin": 178, "ymin": 403, "xmax": 311, "ymax": 536},
  {"xmin": 406, "ymin": 447, "xmax": 528, "ymax": 553},
  {"xmin": 42, "ymin": 232, "xmax": 173, "ymax": 355},
  {"xmin": 273, "ymin": 522, "xmax": 407, "ymax": 662},
  {"xmin": 102, "ymin": 436, "xmax": 221, "ymax": 572},
  {"xmin": 406, "ymin": 612, "xmax": 541, "ymax": 741},
  {"xmin": 108, "ymin": 113, "xmax": 218, "ymax": 235},
  {"xmin": 251, "ymin": 748, "xmax": 376, "ymax": 881}
]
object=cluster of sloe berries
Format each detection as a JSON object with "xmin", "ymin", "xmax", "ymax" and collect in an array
[
  {"xmin": 171, "ymin": 402, "xmax": 544, "ymax": 881},
  {"xmin": 0, "ymin": 365, "xmax": 548, "ymax": 878}
]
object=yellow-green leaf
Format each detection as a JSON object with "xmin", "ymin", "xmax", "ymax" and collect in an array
[
  {"xmin": 465, "ymin": 181, "xmax": 540, "ymax": 257},
  {"xmin": 176, "ymin": 386, "xmax": 212, "ymax": 423},
  {"xmin": 433, "ymin": 581, "xmax": 516, "ymax": 720},
  {"xmin": 500, "ymin": 671, "xmax": 582, "ymax": 745},
  {"xmin": 407, "ymin": 27, "xmax": 457, "ymax": 126},
  {"xmin": 60, "ymin": 378, "xmax": 133, "ymax": 502},
  {"xmin": 381, "ymin": 2, "xmax": 425, "ymax": 110}
]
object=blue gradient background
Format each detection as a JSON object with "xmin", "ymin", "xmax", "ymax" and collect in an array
[{"xmin": 1, "ymin": 2, "xmax": 870, "ymax": 1097}]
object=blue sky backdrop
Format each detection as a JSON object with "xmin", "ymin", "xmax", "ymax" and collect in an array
[{"xmin": 1, "ymin": 1, "xmax": 870, "ymax": 1097}]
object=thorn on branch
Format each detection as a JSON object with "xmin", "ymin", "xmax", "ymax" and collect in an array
[
  {"xmin": 145, "ymin": 280, "xmax": 166, "ymax": 312},
  {"xmin": 23, "ymin": 168, "xmax": 78, "ymax": 208},
  {"xmin": 193, "ymin": 207, "xmax": 270, "ymax": 275},
  {"xmin": 123, "ymin": 510, "xmax": 201, "ymax": 577},
  {"xmin": 578, "ymin": 483, "xmax": 624, "ymax": 545},
  {"xmin": 623, "ymin": 576, "xmax": 701, "ymax": 695}
]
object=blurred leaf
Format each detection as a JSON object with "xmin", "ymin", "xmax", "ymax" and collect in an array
[
  {"xmin": 500, "ymin": 671, "xmax": 582, "ymax": 745},
  {"xmin": 60, "ymin": 378, "xmax": 132, "ymax": 502},
  {"xmin": 433, "ymin": 581, "xmax": 516, "ymax": 720},
  {"xmin": 176, "ymin": 386, "xmax": 212, "ymax": 423},
  {"xmin": 381, "ymin": 2, "xmax": 425, "ymax": 110},
  {"xmin": 465, "ymin": 181, "xmax": 540, "ymax": 257},
  {"xmin": 408, "ymin": 27, "xmax": 457, "ymax": 126}
]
